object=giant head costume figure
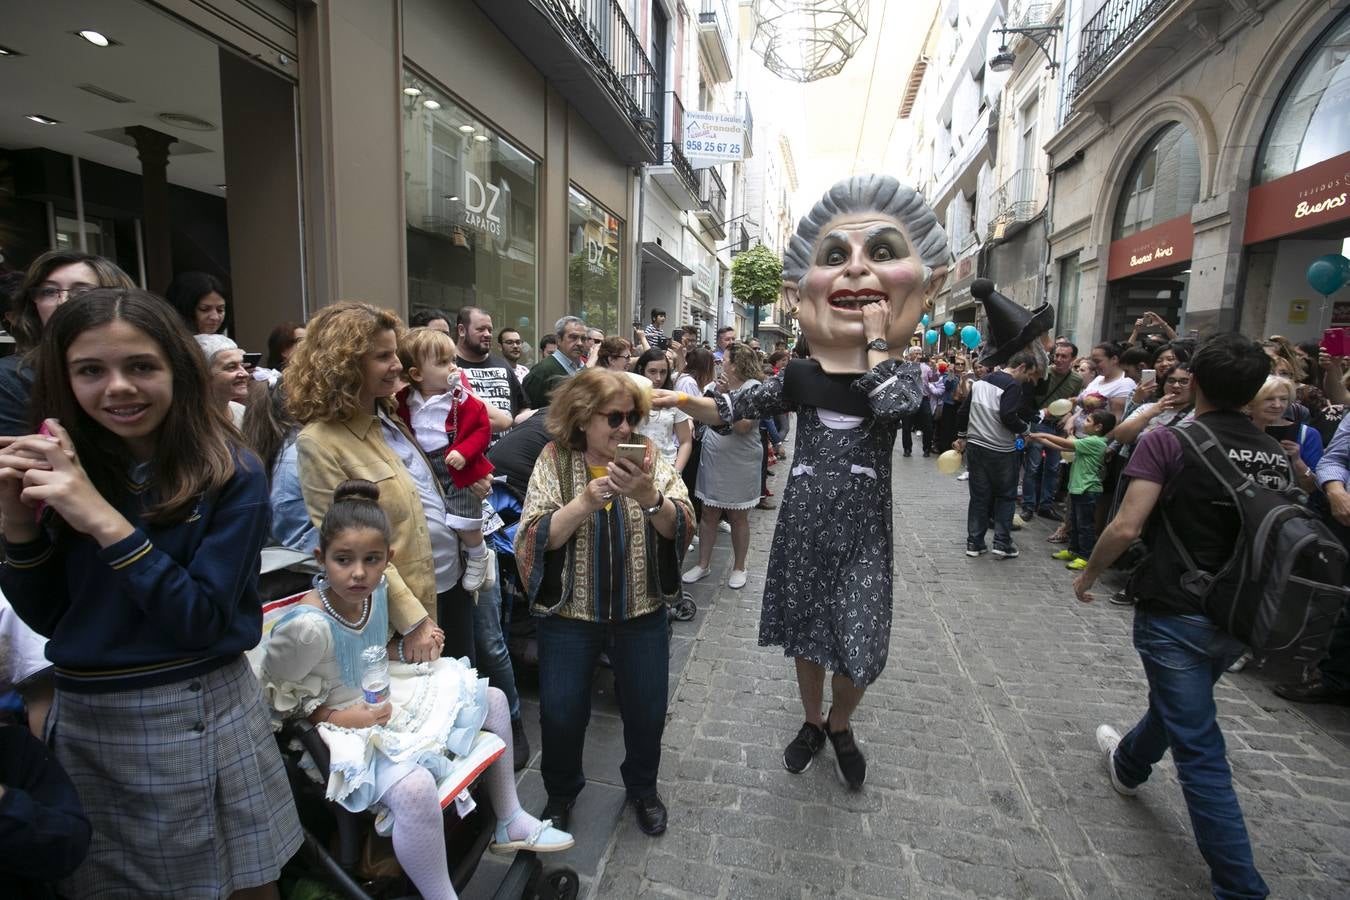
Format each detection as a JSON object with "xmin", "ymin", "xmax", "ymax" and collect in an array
[{"xmin": 783, "ymin": 176, "xmax": 951, "ymax": 373}]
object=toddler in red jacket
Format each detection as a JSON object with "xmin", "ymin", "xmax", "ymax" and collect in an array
[{"xmin": 397, "ymin": 327, "xmax": 496, "ymax": 591}]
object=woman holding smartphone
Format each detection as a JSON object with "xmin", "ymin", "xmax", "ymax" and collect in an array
[{"xmin": 513, "ymin": 368, "xmax": 693, "ymax": 838}]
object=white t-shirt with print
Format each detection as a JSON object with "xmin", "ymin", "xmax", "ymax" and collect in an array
[
  {"xmin": 1074, "ymin": 374, "xmax": 1137, "ymax": 436},
  {"xmin": 638, "ymin": 406, "xmax": 692, "ymax": 465}
]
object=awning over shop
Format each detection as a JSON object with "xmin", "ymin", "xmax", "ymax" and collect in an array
[{"xmin": 641, "ymin": 241, "xmax": 694, "ymax": 275}]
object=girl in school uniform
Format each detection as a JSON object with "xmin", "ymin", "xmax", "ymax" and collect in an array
[{"xmin": 0, "ymin": 288, "xmax": 301, "ymax": 898}]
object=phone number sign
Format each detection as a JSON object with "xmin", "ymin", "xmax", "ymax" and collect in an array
[{"xmin": 683, "ymin": 110, "xmax": 747, "ymax": 164}]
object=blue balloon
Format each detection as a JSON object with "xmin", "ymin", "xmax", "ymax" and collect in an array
[
  {"xmin": 942, "ymin": 321, "xmax": 956, "ymax": 336},
  {"xmin": 1307, "ymin": 254, "xmax": 1350, "ymax": 296},
  {"xmin": 920, "ymin": 314, "xmax": 930, "ymax": 327},
  {"xmin": 925, "ymin": 328, "xmax": 939, "ymax": 344},
  {"xmin": 960, "ymin": 325, "xmax": 981, "ymax": 350}
]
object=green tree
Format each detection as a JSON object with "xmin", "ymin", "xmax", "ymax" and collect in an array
[{"xmin": 730, "ymin": 243, "xmax": 782, "ymax": 336}]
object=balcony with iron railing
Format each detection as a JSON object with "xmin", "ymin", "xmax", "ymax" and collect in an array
[
  {"xmin": 696, "ymin": 167, "xmax": 728, "ymax": 239},
  {"xmin": 699, "ymin": 0, "xmax": 734, "ymax": 83},
  {"xmin": 650, "ymin": 92, "xmax": 701, "ymax": 210},
  {"xmin": 995, "ymin": 168, "xmax": 1043, "ymax": 228},
  {"xmin": 472, "ymin": 0, "xmax": 658, "ymax": 163},
  {"xmin": 1067, "ymin": 0, "xmax": 1179, "ymax": 102}
]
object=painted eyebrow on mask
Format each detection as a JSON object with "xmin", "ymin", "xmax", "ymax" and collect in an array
[{"xmin": 864, "ymin": 226, "xmax": 910, "ymax": 255}]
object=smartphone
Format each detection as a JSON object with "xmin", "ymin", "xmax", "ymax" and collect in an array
[
  {"xmin": 1140, "ymin": 368, "xmax": 1156, "ymax": 385},
  {"xmin": 242, "ymin": 351, "xmax": 262, "ymax": 368},
  {"xmin": 616, "ymin": 443, "xmax": 647, "ymax": 466},
  {"xmin": 1321, "ymin": 328, "xmax": 1348, "ymax": 357},
  {"xmin": 1266, "ymin": 421, "xmax": 1299, "ymax": 444}
]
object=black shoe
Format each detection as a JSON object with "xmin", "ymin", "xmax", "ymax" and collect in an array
[
  {"xmin": 965, "ymin": 541, "xmax": 987, "ymax": 557},
  {"xmin": 1108, "ymin": 590, "xmax": 1135, "ymax": 607},
  {"xmin": 541, "ymin": 797, "xmax": 574, "ymax": 833},
  {"xmin": 903, "ymin": 450, "xmax": 912, "ymax": 458},
  {"xmin": 1273, "ymin": 675, "xmax": 1350, "ymax": 706},
  {"xmin": 991, "ymin": 542, "xmax": 1019, "ymax": 559},
  {"xmin": 633, "ymin": 794, "xmax": 667, "ymax": 835},
  {"xmin": 782, "ymin": 721, "xmax": 827, "ymax": 774},
  {"xmin": 826, "ymin": 721, "xmax": 867, "ymax": 790},
  {"xmin": 922, "ymin": 450, "xmax": 931, "ymax": 458},
  {"xmin": 1037, "ymin": 507, "xmax": 1062, "ymax": 521},
  {"xmin": 511, "ymin": 717, "xmax": 531, "ymax": 772}
]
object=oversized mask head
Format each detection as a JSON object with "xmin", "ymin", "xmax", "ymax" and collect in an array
[{"xmin": 783, "ymin": 176, "xmax": 950, "ymax": 373}]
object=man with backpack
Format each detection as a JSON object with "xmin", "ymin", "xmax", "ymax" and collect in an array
[{"xmin": 1069, "ymin": 333, "xmax": 1284, "ymax": 899}]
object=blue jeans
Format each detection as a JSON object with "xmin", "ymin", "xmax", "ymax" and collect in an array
[
  {"xmin": 1068, "ymin": 492, "xmax": 1100, "ymax": 557},
  {"xmin": 1114, "ymin": 612, "xmax": 1268, "ymax": 899},
  {"xmin": 473, "ymin": 564, "xmax": 520, "ymax": 721},
  {"xmin": 1021, "ymin": 420, "xmax": 1061, "ymax": 514},
  {"xmin": 966, "ymin": 444, "xmax": 1019, "ymax": 548},
  {"xmin": 537, "ymin": 609, "xmax": 669, "ymax": 802}
]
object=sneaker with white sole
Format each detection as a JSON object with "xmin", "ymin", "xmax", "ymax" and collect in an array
[
  {"xmin": 1095, "ymin": 724, "xmax": 1139, "ymax": 796},
  {"xmin": 718, "ymin": 520, "xmax": 732, "ymax": 533},
  {"xmin": 682, "ymin": 565, "xmax": 711, "ymax": 584},
  {"xmin": 991, "ymin": 542, "xmax": 1019, "ymax": 559},
  {"xmin": 727, "ymin": 569, "xmax": 747, "ymax": 589},
  {"xmin": 956, "ymin": 471, "xmax": 969, "ymax": 481},
  {"xmin": 461, "ymin": 549, "xmax": 491, "ymax": 591}
]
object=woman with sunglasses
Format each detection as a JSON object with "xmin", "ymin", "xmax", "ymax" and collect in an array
[{"xmin": 514, "ymin": 368, "xmax": 693, "ymax": 839}]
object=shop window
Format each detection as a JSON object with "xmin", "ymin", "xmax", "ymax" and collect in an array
[
  {"xmin": 1254, "ymin": 10, "xmax": 1350, "ymax": 184},
  {"xmin": 1111, "ymin": 122, "xmax": 1201, "ymax": 240},
  {"xmin": 403, "ymin": 74, "xmax": 539, "ymax": 352},
  {"xmin": 567, "ymin": 187, "xmax": 623, "ymax": 336}
]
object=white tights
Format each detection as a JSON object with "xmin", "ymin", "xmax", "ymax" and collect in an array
[{"xmin": 380, "ymin": 687, "xmax": 544, "ymax": 899}]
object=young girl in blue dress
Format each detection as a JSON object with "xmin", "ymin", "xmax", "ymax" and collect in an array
[
  {"xmin": 261, "ymin": 479, "xmax": 572, "ymax": 900},
  {"xmin": 0, "ymin": 288, "xmax": 301, "ymax": 898}
]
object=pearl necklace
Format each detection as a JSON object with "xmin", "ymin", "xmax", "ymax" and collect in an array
[{"xmin": 319, "ymin": 585, "xmax": 370, "ymax": 630}]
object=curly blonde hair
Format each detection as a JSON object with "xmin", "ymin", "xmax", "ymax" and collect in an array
[
  {"xmin": 547, "ymin": 368, "xmax": 650, "ymax": 451},
  {"xmin": 286, "ymin": 302, "xmax": 405, "ymax": 424}
]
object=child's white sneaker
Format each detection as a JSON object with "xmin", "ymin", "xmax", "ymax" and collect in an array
[{"xmin": 462, "ymin": 548, "xmax": 492, "ymax": 591}]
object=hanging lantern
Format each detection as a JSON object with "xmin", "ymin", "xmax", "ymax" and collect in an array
[{"xmin": 751, "ymin": 0, "xmax": 870, "ymax": 83}]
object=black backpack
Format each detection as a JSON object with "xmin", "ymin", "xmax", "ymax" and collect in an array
[{"xmin": 1161, "ymin": 420, "xmax": 1349, "ymax": 663}]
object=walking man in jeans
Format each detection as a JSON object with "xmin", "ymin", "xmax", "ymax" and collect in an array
[{"xmin": 1073, "ymin": 333, "xmax": 1282, "ymax": 899}]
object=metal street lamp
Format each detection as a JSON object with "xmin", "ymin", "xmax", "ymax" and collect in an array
[{"xmin": 988, "ymin": 18, "xmax": 1061, "ymax": 73}]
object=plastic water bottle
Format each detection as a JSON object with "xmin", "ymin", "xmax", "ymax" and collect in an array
[{"xmin": 360, "ymin": 645, "xmax": 390, "ymax": 707}]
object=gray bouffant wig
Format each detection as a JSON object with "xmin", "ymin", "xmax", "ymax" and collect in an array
[{"xmin": 782, "ymin": 175, "xmax": 951, "ymax": 285}]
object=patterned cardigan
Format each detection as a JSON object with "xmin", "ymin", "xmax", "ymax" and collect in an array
[{"xmin": 514, "ymin": 438, "xmax": 692, "ymax": 622}]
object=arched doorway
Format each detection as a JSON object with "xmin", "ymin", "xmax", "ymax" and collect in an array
[{"xmin": 1103, "ymin": 122, "xmax": 1202, "ymax": 341}]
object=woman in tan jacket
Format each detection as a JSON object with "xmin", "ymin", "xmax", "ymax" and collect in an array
[{"xmin": 286, "ymin": 302, "xmax": 490, "ymax": 662}]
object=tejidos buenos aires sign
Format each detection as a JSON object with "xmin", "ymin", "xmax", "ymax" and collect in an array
[{"xmin": 683, "ymin": 110, "xmax": 747, "ymax": 166}]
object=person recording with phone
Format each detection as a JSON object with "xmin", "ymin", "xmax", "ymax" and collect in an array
[{"xmin": 513, "ymin": 368, "xmax": 693, "ymax": 838}]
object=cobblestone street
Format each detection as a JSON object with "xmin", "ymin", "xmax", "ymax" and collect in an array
[{"xmin": 472, "ymin": 442, "xmax": 1350, "ymax": 900}]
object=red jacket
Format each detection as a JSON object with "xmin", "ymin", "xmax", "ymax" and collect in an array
[{"xmin": 395, "ymin": 378, "xmax": 495, "ymax": 489}]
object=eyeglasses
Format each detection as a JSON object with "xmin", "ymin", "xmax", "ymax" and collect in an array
[
  {"xmin": 37, "ymin": 285, "xmax": 92, "ymax": 302},
  {"xmin": 500, "ymin": 338, "xmax": 523, "ymax": 346},
  {"xmin": 601, "ymin": 409, "xmax": 642, "ymax": 428},
  {"xmin": 1165, "ymin": 377, "xmax": 1191, "ymax": 386}
]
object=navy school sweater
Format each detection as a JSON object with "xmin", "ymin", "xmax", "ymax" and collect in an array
[{"xmin": 0, "ymin": 451, "xmax": 271, "ymax": 693}]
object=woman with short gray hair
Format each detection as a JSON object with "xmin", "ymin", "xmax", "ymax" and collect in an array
[{"xmin": 655, "ymin": 174, "xmax": 950, "ymax": 790}]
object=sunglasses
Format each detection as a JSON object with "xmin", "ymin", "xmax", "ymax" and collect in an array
[{"xmin": 601, "ymin": 409, "xmax": 642, "ymax": 428}]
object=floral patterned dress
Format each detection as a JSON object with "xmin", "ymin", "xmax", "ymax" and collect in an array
[{"xmin": 715, "ymin": 358, "xmax": 922, "ymax": 686}]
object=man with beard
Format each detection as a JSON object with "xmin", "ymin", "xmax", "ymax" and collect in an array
[
  {"xmin": 498, "ymin": 327, "xmax": 529, "ymax": 383},
  {"xmin": 455, "ymin": 307, "xmax": 530, "ymax": 438}
]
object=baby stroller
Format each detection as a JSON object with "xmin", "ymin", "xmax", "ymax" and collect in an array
[{"xmin": 252, "ymin": 548, "xmax": 578, "ymax": 900}]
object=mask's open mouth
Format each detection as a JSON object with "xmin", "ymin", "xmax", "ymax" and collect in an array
[{"xmin": 827, "ymin": 290, "xmax": 886, "ymax": 311}]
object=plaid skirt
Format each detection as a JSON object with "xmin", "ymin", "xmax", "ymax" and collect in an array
[{"xmin": 48, "ymin": 655, "xmax": 303, "ymax": 898}]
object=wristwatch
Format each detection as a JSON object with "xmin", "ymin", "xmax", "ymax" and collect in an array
[
  {"xmin": 641, "ymin": 493, "xmax": 665, "ymax": 516},
  {"xmin": 866, "ymin": 338, "xmax": 889, "ymax": 352}
]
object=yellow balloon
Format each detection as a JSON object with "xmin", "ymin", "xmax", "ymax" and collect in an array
[
  {"xmin": 936, "ymin": 449, "xmax": 963, "ymax": 474},
  {"xmin": 1047, "ymin": 398, "xmax": 1073, "ymax": 417}
]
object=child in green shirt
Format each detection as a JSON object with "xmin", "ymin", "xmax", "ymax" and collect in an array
[{"xmin": 1029, "ymin": 410, "xmax": 1117, "ymax": 570}]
